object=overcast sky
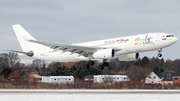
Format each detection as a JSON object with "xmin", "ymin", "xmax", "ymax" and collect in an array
[{"xmin": 0, "ymin": 0, "xmax": 180, "ymax": 63}]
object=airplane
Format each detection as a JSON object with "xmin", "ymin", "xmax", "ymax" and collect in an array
[{"xmin": 7, "ymin": 24, "xmax": 178, "ymax": 70}]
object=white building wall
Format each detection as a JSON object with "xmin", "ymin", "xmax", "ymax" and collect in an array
[
  {"xmin": 163, "ymin": 81, "xmax": 173, "ymax": 85},
  {"xmin": 94, "ymin": 75, "xmax": 129, "ymax": 83},
  {"xmin": 41, "ymin": 77, "xmax": 50, "ymax": 83},
  {"xmin": 145, "ymin": 72, "xmax": 161, "ymax": 84},
  {"xmin": 40, "ymin": 76, "xmax": 74, "ymax": 84}
]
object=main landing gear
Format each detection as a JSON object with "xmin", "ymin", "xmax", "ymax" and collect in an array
[
  {"xmin": 158, "ymin": 48, "xmax": 162, "ymax": 57},
  {"xmin": 98, "ymin": 59, "xmax": 109, "ymax": 70},
  {"xmin": 98, "ymin": 62, "xmax": 109, "ymax": 70},
  {"xmin": 85, "ymin": 60, "xmax": 109, "ymax": 70},
  {"xmin": 85, "ymin": 61, "xmax": 94, "ymax": 69}
]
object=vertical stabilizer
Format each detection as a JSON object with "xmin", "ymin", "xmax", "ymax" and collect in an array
[{"xmin": 12, "ymin": 24, "xmax": 47, "ymax": 52}]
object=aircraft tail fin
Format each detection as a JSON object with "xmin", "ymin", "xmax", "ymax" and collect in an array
[{"xmin": 12, "ymin": 24, "xmax": 47, "ymax": 52}]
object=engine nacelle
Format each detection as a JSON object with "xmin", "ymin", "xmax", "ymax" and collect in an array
[
  {"xmin": 92, "ymin": 49, "xmax": 115, "ymax": 59},
  {"xmin": 118, "ymin": 53, "xmax": 139, "ymax": 61},
  {"xmin": 26, "ymin": 51, "xmax": 34, "ymax": 57}
]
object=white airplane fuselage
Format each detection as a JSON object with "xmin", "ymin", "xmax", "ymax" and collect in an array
[{"xmin": 31, "ymin": 33, "xmax": 178, "ymax": 62}]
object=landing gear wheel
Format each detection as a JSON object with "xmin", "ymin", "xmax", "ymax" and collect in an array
[
  {"xmin": 100, "ymin": 66, "xmax": 104, "ymax": 70},
  {"xmin": 102, "ymin": 62, "xmax": 109, "ymax": 66},
  {"xmin": 158, "ymin": 53, "xmax": 162, "ymax": 57},
  {"xmin": 85, "ymin": 61, "xmax": 94, "ymax": 69},
  {"xmin": 88, "ymin": 61, "xmax": 94, "ymax": 66},
  {"xmin": 98, "ymin": 66, "xmax": 101, "ymax": 70},
  {"xmin": 98, "ymin": 65, "xmax": 104, "ymax": 70},
  {"xmin": 85, "ymin": 65, "xmax": 90, "ymax": 69},
  {"xmin": 157, "ymin": 48, "xmax": 162, "ymax": 57}
]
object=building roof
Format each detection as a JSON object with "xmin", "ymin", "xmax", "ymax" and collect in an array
[
  {"xmin": 145, "ymin": 72, "xmax": 160, "ymax": 80},
  {"xmin": 94, "ymin": 75, "xmax": 128, "ymax": 78},
  {"xmin": 41, "ymin": 76, "xmax": 74, "ymax": 78}
]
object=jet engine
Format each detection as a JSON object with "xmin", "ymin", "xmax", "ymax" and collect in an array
[
  {"xmin": 92, "ymin": 49, "xmax": 115, "ymax": 59},
  {"xmin": 118, "ymin": 53, "xmax": 139, "ymax": 61},
  {"xmin": 26, "ymin": 51, "xmax": 34, "ymax": 57}
]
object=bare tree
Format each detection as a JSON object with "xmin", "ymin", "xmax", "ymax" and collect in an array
[
  {"xmin": 0, "ymin": 53, "xmax": 9, "ymax": 71},
  {"xmin": 30, "ymin": 59, "xmax": 47, "ymax": 72},
  {"xmin": 7, "ymin": 52, "xmax": 20, "ymax": 68},
  {"xmin": 47, "ymin": 62, "xmax": 60, "ymax": 68},
  {"xmin": 0, "ymin": 52, "xmax": 20, "ymax": 71},
  {"xmin": 125, "ymin": 65, "xmax": 144, "ymax": 81}
]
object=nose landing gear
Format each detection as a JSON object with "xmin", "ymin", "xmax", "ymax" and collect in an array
[
  {"xmin": 158, "ymin": 53, "xmax": 162, "ymax": 57},
  {"xmin": 158, "ymin": 48, "xmax": 162, "ymax": 57}
]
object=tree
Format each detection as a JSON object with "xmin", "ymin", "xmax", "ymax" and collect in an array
[
  {"xmin": 28, "ymin": 72, "xmax": 40, "ymax": 85},
  {"xmin": 7, "ymin": 52, "xmax": 20, "ymax": 68},
  {"xmin": 0, "ymin": 67, "xmax": 13, "ymax": 80},
  {"xmin": 0, "ymin": 52, "xmax": 20, "ymax": 70},
  {"xmin": 173, "ymin": 59, "xmax": 180, "ymax": 72},
  {"xmin": 102, "ymin": 66, "xmax": 115, "ymax": 75},
  {"xmin": 0, "ymin": 53, "xmax": 9, "ymax": 70},
  {"xmin": 126, "ymin": 65, "xmax": 144, "ymax": 81},
  {"xmin": 140, "ymin": 56, "xmax": 150, "ymax": 67},
  {"xmin": 30, "ymin": 59, "xmax": 47, "ymax": 72},
  {"xmin": 73, "ymin": 67, "xmax": 85, "ymax": 80},
  {"xmin": 163, "ymin": 59, "xmax": 175, "ymax": 72},
  {"xmin": 153, "ymin": 64, "xmax": 164, "ymax": 75},
  {"xmin": 109, "ymin": 58, "xmax": 133, "ymax": 72},
  {"xmin": 9, "ymin": 71, "xmax": 22, "ymax": 85}
]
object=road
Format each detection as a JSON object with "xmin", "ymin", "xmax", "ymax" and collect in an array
[{"xmin": 0, "ymin": 89, "xmax": 180, "ymax": 94}]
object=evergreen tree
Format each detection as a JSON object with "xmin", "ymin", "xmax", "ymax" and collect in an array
[
  {"xmin": 0, "ymin": 67, "xmax": 13, "ymax": 80},
  {"xmin": 153, "ymin": 64, "xmax": 164, "ymax": 75}
]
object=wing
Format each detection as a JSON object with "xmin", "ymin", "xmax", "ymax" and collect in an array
[{"xmin": 28, "ymin": 40, "xmax": 104, "ymax": 57}]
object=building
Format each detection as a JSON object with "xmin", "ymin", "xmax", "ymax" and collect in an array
[
  {"xmin": 94, "ymin": 75, "xmax": 129, "ymax": 83},
  {"xmin": 39, "ymin": 76, "xmax": 74, "ymax": 84},
  {"xmin": 145, "ymin": 72, "xmax": 161, "ymax": 84},
  {"xmin": 173, "ymin": 76, "xmax": 180, "ymax": 85},
  {"xmin": 160, "ymin": 72, "xmax": 180, "ymax": 85}
]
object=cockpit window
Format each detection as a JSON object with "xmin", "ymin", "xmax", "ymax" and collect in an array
[{"xmin": 166, "ymin": 35, "xmax": 174, "ymax": 37}]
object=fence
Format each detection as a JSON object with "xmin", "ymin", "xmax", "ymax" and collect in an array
[{"xmin": 0, "ymin": 82, "xmax": 180, "ymax": 89}]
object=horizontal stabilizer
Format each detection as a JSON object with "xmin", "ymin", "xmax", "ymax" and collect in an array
[{"xmin": 5, "ymin": 50, "xmax": 34, "ymax": 57}]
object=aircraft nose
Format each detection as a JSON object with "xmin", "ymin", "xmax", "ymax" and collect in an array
[{"xmin": 175, "ymin": 37, "xmax": 178, "ymax": 42}]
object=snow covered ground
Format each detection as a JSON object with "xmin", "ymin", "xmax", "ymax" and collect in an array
[
  {"xmin": 0, "ymin": 93, "xmax": 180, "ymax": 101},
  {"xmin": 0, "ymin": 90, "xmax": 180, "ymax": 101}
]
